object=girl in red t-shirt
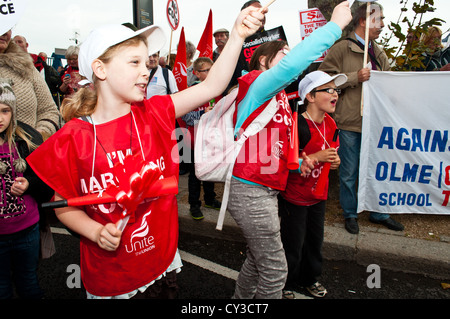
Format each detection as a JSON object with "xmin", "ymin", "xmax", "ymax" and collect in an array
[
  {"xmin": 227, "ymin": 2, "xmax": 351, "ymax": 299},
  {"xmin": 27, "ymin": 7, "xmax": 266, "ymax": 299}
]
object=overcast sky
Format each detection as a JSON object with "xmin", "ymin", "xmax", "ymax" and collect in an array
[{"xmin": 12, "ymin": 0, "xmax": 450, "ymax": 57}]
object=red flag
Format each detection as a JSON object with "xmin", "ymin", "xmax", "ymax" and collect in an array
[
  {"xmin": 172, "ymin": 27, "xmax": 188, "ymax": 128},
  {"xmin": 197, "ymin": 9, "xmax": 213, "ymax": 59},
  {"xmin": 173, "ymin": 27, "xmax": 187, "ymax": 91}
]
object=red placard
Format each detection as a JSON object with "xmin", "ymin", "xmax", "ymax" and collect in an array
[{"xmin": 299, "ymin": 8, "xmax": 328, "ymax": 62}]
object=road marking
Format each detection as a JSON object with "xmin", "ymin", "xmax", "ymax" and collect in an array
[
  {"xmin": 51, "ymin": 227, "xmax": 71, "ymax": 235},
  {"xmin": 50, "ymin": 227, "xmax": 311, "ymax": 299},
  {"xmin": 50, "ymin": 227, "xmax": 239, "ymax": 280},
  {"xmin": 179, "ymin": 250, "xmax": 239, "ymax": 281}
]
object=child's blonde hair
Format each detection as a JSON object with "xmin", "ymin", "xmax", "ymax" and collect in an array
[
  {"xmin": 0, "ymin": 80, "xmax": 37, "ymax": 152},
  {"xmin": 61, "ymin": 35, "xmax": 148, "ymax": 122},
  {"xmin": 0, "ymin": 80, "xmax": 37, "ymax": 174},
  {"xmin": 420, "ymin": 26, "xmax": 443, "ymax": 50},
  {"xmin": 0, "ymin": 116, "xmax": 36, "ymax": 174},
  {"xmin": 2, "ymin": 114, "xmax": 37, "ymax": 152}
]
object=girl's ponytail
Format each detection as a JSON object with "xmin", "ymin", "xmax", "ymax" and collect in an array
[{"xmin": 60, "ymin": 86, "xmax": 98, "ymax": 122}]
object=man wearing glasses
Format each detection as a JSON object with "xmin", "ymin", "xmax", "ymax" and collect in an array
[{"xmin": 319, "ymin": 3, "xmax": 404, "ymax": 234}]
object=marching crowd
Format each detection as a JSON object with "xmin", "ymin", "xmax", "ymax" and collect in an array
[{"xmin": 0, "ymin": 0, "xmax": 448, "ymax": 300}]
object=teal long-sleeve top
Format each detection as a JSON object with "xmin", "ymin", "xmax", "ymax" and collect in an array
[{"xmin": 233, "ymin": 22, "xmax": 342, "ymax": 185}]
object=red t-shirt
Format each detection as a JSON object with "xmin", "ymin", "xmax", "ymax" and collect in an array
[
  {"xmin": 232, "ymin": 71, "xmax": 294, "ymax": 191},
  {"xmin": 27, "ymin": 95, "xmax": 179, "ymax": 296},
  {"xmin": 281, "ymin": 113, "xmax": 339, "ymax": 205}
]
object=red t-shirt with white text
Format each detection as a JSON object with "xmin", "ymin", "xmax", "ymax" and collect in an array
[{"xmin": 27, "ymin": 96, "xmax": 179, "ymax": 296}]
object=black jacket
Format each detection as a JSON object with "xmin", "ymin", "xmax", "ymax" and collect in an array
[{"xmin": 18, "ymin": 121, "xmax": 54, "ymax": 205}]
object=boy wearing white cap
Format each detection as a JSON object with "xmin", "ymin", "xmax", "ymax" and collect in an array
[
  {"xmin": 27, "ymin": 7, "xmax": 267, "ymax": 299},
  {"xmin": 279, "ymin": 71, "xmax": 345, "ymax": 298}
]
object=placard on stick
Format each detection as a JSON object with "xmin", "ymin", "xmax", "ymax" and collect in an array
[{"xmin": 0, "ymin": 0, "xmax": 28, "ymax": 35}]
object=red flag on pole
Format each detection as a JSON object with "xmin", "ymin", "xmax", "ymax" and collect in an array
[
  {"xmin": 172, "ymin": 27, "xmax": 188, "ymax": 129},
  {"xmin": 172, "ymin": 27, "xmax": 187, "ymax": 92},
  {"xmin": 197, "ymin": 9, "xmax": 213, "ymax": 59}
]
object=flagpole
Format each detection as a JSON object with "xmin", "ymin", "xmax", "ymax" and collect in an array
[
  {"xmin": 361, "ymin": 1, "xmax": 371, "ymax": 116},
  {"xmin": 168, "ymin": 30, "xmax": 173, "ymax": 67},
  {"xmin": 363, "ymin": 2, "xmax": 371, "ymax": 67},
  {"xmin": 261, "ymin": 0, "xmax": 276, "ymax": 11},
  {"xmin": 242, "ymin": 0, "xmax": 275, "ymax": 27}
]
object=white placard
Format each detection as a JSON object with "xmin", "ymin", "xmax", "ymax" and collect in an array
[{"xmin": 0, "ymin": 0, "xmax": 27, "ymax": 35}]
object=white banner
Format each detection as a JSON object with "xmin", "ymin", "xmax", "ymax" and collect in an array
[{"xmin": 358, "ymin": 71, "xmax": 450, "ymax": 215}]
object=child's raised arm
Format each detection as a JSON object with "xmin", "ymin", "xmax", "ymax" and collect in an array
[{"xmin": 172, "ymin": 5, "xmax": 267, "ymax": 118}]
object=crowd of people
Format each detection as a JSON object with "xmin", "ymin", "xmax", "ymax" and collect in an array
[{"xmin": 0, "ymin": 0, "xmax": 448, "ymax": 300}]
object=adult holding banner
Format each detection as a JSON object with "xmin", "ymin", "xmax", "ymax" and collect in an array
[{"xmin": 319, "ymin": 2, "xmax": 404, "ymax": 234}]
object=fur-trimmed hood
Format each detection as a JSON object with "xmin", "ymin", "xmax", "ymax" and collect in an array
[{"xmin": 0, "ymin": 41, "xmax": 35, "ymax": 78}]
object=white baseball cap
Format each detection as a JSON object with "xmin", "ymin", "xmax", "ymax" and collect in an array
[
  {"xmin": 79, "ymin": 24, "xmax": 166, "ymax": 83},
  {"xmin": 298, "ymin": 71, "xmax": 347, "ymax": 104}
]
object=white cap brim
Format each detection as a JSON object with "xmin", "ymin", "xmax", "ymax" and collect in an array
[{"xmin": 298, "ymin": 71, "xmax": 348, "ymax": 103}]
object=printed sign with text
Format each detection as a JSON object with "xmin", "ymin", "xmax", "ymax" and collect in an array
[{"xmin": 299, "ymin": 8, "xmax": 328, "ymax": 62}]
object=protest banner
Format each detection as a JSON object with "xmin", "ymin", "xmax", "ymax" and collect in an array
[
  {"xmin": 239, "ymin": 26, "xmax": 293, "ymax": 98},
  {"xmin": 358, "ymin": 71, "xmax": 450, "ymax": 215},
  {"xmin": 240, "ymin": 26, "xmax": 287, "ymax": 66},
  {"xmin": 0, "ymin": 0, "xmax": 27, "ymax": 35}
]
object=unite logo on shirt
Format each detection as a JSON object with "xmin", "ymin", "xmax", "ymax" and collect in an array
[{"xmin": 124, "ymin": 211, "xmax": 156, "ymax": 256}]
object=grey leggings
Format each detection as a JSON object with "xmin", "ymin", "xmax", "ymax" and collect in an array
[{"xmin": 227, "ymin": 178, "xmax": 287, "ymax": 299}]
